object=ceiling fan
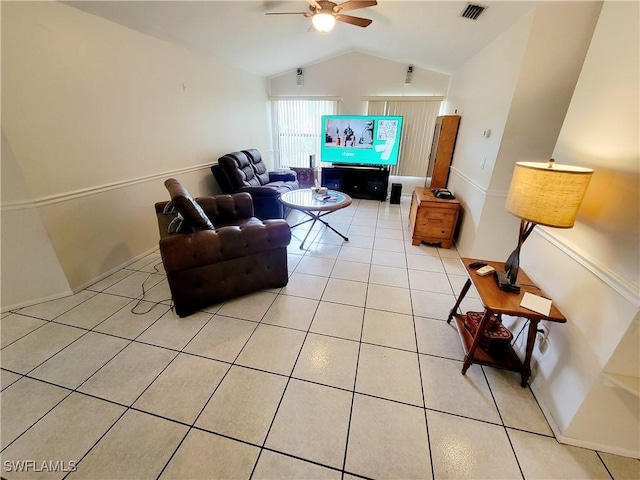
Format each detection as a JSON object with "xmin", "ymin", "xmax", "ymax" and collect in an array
[{"xmin": 266, "ymin": 0, "xmax": 378, "ymax": 33}]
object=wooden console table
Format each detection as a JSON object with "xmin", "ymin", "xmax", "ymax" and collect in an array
[{"xmin": 447, "ymin": 258, "xmax": 566, "ymax": 387}]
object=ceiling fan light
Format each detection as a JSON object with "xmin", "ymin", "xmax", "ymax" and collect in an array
[{"xmin": 312, "ymin": 13, "xmax": 336, "ymax": 32}]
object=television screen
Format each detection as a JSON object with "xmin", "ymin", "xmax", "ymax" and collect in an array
[{"xmin": 320, "ymin": 115, "xmax": 403, "ymax": 166}]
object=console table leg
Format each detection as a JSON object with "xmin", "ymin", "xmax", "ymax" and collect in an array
[
  {"xmin": 448, "ymin": 279, "xmax": 471, "ymax": 323},
  {"xmin": 521, "ymin": 319, "xmax": 540, "ymax": 387}
]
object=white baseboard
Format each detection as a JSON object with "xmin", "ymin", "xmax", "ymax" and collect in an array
[
  {"xmin": 73, "ymin": 246, "xmax": 161, "ymax": 293},
  {"xmin": 532, "ymin": 383, "xmax": 640, "ymax": 459},
  {"xmin": 1, "ymin": 246, "xmax": 160, "ymax": 313},
  {"xmin": 1, "ymin": 289, "xmax": 74, "ymax": 314}
]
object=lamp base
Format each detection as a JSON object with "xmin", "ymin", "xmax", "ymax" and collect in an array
[{"xmin": 494, "ymin": 270, "xmax": 521, "ymax": 294}]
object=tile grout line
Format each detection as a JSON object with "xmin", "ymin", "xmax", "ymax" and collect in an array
[
  {"xmin": 246, "ymin": 284, "xmax": 328, "ymax": 479},
  {"xmin": 409, "ymin": 244, "xmax": 437, "ymax": 480},
  {"xmin": 4, "ymin": 199, "xmax": 594, "ymax": 478},
  {"xmin": 68, "ymin": 306, "xmax": 220, "ymax": 476},
  {"xmin": 0, "ymin": 266, "xmax": 171, "ymax": 452},
  {"xmin": 155, "ymin": 292, "xmax": 280, "ymax": 479},
  {"xmin": 480, "ymin": 364, "xmax": 526, "ymax": 479},
  {"xmin": 338, "ymin": 208, "xmax": 374, "ymax": 479},
  {"xmin": 247, "ymin": 202, "xmax": 359, "ymax": 478}
]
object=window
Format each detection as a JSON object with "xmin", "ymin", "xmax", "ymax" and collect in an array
[
  {"xmin": 271, "ymin": 99, "xmax": 338, "ymax": 168},
  {"xmin": 367, "ymin": 98, "xmax": 442, "ymax": 177}
]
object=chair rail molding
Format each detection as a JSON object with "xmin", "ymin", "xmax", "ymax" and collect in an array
[
  {"xmin": 533, "ymin": 227, "xmax": 639, "ymax": 307},
  {"xmin": 1, "ymin": 163, "xmax": 214, "ymax": 211},
  {"xmin": 449, "ymin": 166, "xmax": 639, "ymax": 306}
]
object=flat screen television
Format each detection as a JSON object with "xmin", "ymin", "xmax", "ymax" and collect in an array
[{"xmin": 320, "ymin": 115, "xmax": 403, "ymax": 167}]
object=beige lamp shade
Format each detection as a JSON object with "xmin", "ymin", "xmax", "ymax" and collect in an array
[{"xmin": 506, "ymin": 160, "xmax": 594, "ymax": 228}]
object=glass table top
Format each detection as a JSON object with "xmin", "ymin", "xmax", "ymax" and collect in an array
[{"xmin": 279, "ymin": 189, "xmax": 352, "ymax": 211}]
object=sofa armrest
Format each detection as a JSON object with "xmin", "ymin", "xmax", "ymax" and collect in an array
[
  {"xmin": 159, "ymin": 220, "xmax": 291, "ymax": 273},
  {"xmin": 268, "ymin": 170, "xmax": 297, "ymax": 183}
]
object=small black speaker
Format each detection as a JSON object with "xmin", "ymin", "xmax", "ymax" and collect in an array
[{"xmin": 390, "ymin": 183, "xmax": 402, "ymax": 204}]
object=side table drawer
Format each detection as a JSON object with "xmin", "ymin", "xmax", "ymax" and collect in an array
[{"xmin": 416, "ymin": 210, "xmax": 457, "ymax": 239}]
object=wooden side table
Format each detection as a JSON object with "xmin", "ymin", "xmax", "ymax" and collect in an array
[
  {"xmin": 408, "ymin": 187, "xmax": 460, "ymax": 248},
  {"xmin": 447, "ymin": 258, "xmax": 566, "ymax": 387}
]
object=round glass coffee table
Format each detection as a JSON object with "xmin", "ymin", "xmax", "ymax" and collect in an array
[{"xmin": 279, "ymin": 189, "xmax": 352, "ymax": 249}]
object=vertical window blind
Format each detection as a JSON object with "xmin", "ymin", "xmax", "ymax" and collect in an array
[
  {"xmin": 271, "ymin": 99, "xmax": 338, "ymax": 168},
  {"xmin": 367, "ymin": 99, "xmax": 441, "ymax": 177}
]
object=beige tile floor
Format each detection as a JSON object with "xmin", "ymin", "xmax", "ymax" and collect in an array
[{"xmin": 1, "ymin": 197, "xmax": 638, "ymax": 480}]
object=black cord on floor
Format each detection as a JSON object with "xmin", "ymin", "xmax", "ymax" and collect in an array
[
  {"xmin": 511, "ymin": 319, "xmax": 529, "ymax": 346},
  {"xmin": 130, "ymin": 261, "xmax": 174, "ymax": 315}
]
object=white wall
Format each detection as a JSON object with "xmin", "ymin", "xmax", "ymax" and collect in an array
[
  {"xmin": 489, "ymin": 2, "xmax": 605, "ymax": 191},
  {"xmin": 269, "ymin": 51, "xmax": 450, "ymax": 114},
  {"xmin": 445, "ymin": 2, "xmax": 602, "ymax": 261},
  {"xmin": 548, "ymin": 0, "xmax": 639, "ymax": 289},
  {"xmin": 1, "ymin": 2, "xmax": 270, "ymax": 308},
  {"xmin": 442, "ymin": 10, "xmax": 532, "ymax": 192},
  {"xmin": 443, "ymin": 10, "xmax": 535, "ymax": 260},
  {"xmin": 446, "ymin": 0, "xmax": 638, "ymax": 457},
  {"xmin": 1, "ymin": 131, "xmax": 73, "ymax": 308},
  {"xmin": 524, "ymin": 1, "xmax": 639, "ymax": 457}
]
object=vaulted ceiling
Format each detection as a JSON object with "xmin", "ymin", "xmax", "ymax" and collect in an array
[{"xmin": 65, "ymin": 1, "xmax": 537, "ymax": 78}]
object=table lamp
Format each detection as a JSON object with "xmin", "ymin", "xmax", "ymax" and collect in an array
[{"xmin": 498, "ymin": 159, "xmax": 594, "ymax": 292}]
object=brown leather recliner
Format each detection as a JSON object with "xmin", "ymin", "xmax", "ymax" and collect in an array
[{"xmin": 155, "ymin": 178, "xmax": 291, "ymax": 317}]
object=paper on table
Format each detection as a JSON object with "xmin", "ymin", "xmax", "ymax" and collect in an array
[{"xmin": 520, "ymin": 292, "xmax": 552, "ymax": 316}]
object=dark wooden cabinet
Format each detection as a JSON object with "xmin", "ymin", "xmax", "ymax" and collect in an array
[
  {"xmin": 428, "ymin": 115, "xmax": 460, "ymax": 189},
  {"xmin": 321, "ymin": 166, "xmax": 389, "ymax": 201}
]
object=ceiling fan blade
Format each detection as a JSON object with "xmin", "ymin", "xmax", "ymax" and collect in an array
[
  {"xmin": 335, "ymin": 14, "xmax": 373, "ymax": 27},
  {"xmin": 306, "ymin": 0, "xmax": 321, "ymax": 9},
  {"xmin": 334, "ymin": 0, "xmax": 377, "ymax": 13},
  {"xmin": 265, "ymin": 11, "xmax": 308, "ymax": 15}
]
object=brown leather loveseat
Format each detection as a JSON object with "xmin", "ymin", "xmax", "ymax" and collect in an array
[
  {"xmin": 155, "ymin": 178, "xmax": 291, "ymax": 317},
  {"xmin": 211, "ymin": 149, "xmax": 299, "ymax": 220}
]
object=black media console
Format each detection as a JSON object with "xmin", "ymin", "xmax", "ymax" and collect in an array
[{"xmin": 321, "ymin": 165, "xmax": 390, "ymax": 201}]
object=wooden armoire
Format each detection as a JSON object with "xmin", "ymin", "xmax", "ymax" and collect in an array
[{"xmin": 427, "ymin": 115, "xmax": 460, "ymax": 189}]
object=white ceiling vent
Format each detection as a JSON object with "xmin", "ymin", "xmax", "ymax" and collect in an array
[{"xmin": 460, "ymin": 3, "xmax": 487, "ymax": 20}]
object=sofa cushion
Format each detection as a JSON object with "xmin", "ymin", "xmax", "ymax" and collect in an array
[
  {"xmin": 164, "ymin": 178, "xmax": 215, "ymax": 231},
  {"xmin": 251, "ymin": 160, "xmax": 270, "ymax": 185},
  {"xmin": 218, "ymin": 153, "xmax": 261, "ymax": 188},
  {"xmin": 266, "ymin": 181, "xmax": 297, "ymax": 193},
  {"xmin": 243, "ymin": 148, "xmax": 271, "ymax": 185}
]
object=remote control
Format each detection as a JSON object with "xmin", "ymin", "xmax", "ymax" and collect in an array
[
  {"xmin": 476, "ymin": 265, "xmax": 495, "ymax": 276},
  {"xmin": 469, "ymin": 261, "xmax": 487, "ymax": 269}
]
